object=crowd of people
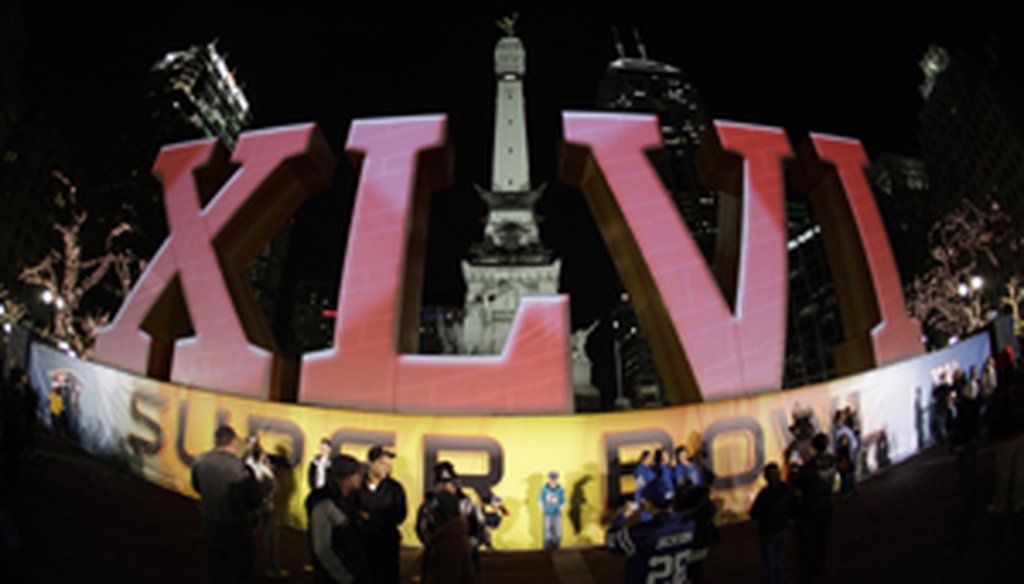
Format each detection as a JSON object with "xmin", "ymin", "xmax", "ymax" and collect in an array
[
  {"xmin": 192, "ymin": 426, "xmax": 411, "ymax": 584},
  {"xmin": 605, "ymin": 445, "xmax": 718, "ymax": 583},
  {"xmin": 191, "ymin": 423, "xmax": 518, "ymax": 583},
  {"xmin": 932, "ymin": 348, "xmax": 1024, "ymax": 515},
  {"xmin": 6, "ymin": 341, "xmax": 1024, "ymax": 583}
]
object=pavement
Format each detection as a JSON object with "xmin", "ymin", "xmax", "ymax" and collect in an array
[{"xmin": 2, "ymin": 429, "xmax": 1023, "ymax": 583}]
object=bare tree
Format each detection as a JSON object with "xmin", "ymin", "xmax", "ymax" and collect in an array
[
  {"xmin": 906, "ymin": 198, "xmax": 1013, "ymax": 345},
  {"xmin": 17, "ymin": 174, "xmax": 137, "ymax": 357},
  {"xmin": 1002, "ymin": 275, "xmax": 1024, "ymax": 335},
  {"xmin": 0, "ymin": 285, "xmax": 27, "ymax": 335}
]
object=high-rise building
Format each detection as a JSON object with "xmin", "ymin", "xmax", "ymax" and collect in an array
[
  {"xmin": 289, "ymin": 280, "xmax": 337, "ymax": 353},
  {"xmin": 459, "ymin": 20, "xmax": 561, "ymax": 355},
  {"xmin": 610, "ymin": 292, "xmax": 661, "ymax": 409},
  {"xmin": 595, "ymin": 31, "xmax": 847, "ymax": 400},
  {"xmin": 593, "ymin": 31, "xmax": 718, "ymax": 406},
  {"xmin": 783, "ymin": 198, "xmax": 842, "ymax": 388},
  {"xmin": 918, "ymin": 38, "xmax": 1024, "ymax": 276},
  {"xmin": 77, "ymin": 40, "xmax": 254, "ymax": 258},
  {"xmin": 595, "ymin": 30, "xmax": 718, "ymax": 262},
  {"xmin": 150, "ymin": 41, "xmax": 252, "ymax": 150},
  {"xmin": 866, "ymin": 153, "xmax": 933, "ymax": 285}
]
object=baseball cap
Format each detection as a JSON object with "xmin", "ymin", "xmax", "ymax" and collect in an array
[
  {"xmin": 434, "ymin": 461, "xmax": 457, "ymax": 483},
  {"xmin": 368, "ymin": 444, "xmax": 396, "ymax": 462}
]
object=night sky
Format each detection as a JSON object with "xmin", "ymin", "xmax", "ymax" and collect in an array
[{"xmin": 18, "ymin": 5, "xmax": 990, "ymax": 339}]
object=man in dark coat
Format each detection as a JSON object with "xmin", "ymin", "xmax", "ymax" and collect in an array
[
  {"xmin": 306, "ymin": 454, "xmax": 371, "ymax": 583},
  {"xmin": 191, "ymin": 425, "xmax": 259, "ymax": 583},
  {"xmin": 422, "ymin": 491, "xmax": 476, "ymax": 583},
  {"xmin": 750, "ymin": 462, "xmax": 793, "ymax": 584},
  {"xmin": 416, "ymin": 462, "xmax": 486, "ymax": 578},
  {"xmin": 608, "ymin": 476, "xmax": 696, "ymax": 584},
  {"xmin": 357, "ymin": 445, "xmax": 407, "ymax": 584},
  {"xmin": 308, "ymin": 437, "xmax": 333, "ymax": 492},
  {"xmin": 792, "ymin": 433, "xmax": 837, "ymax": 584}
]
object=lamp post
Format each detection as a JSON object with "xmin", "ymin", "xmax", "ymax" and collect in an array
[{"xmin": 958, "ymin": 275, "xmax": 985, "ymax": 332}]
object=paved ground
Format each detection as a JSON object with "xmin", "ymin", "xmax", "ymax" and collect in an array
[{"xmin": 2, "ymin": 430, "xmax": 1023, "ymax": 583}]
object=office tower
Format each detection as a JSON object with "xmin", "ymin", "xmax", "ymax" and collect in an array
[
  {"xmin": 866, "ymin": 153, "xmax": 933, "ymax": 285},
  {"xmin": 593, "ymin": 31, "xmax": 718, "ymax": 405},
  {"xmin": 149, "ymin": 41, "xmax": 252, "ymax": 149},
  {"xmin": 596, "ymin": 30, "xmax": 718, "ymax": 262},
  {"xmin": 918, "ymin": 38, "xmax": 1024, "ymax": 276}
]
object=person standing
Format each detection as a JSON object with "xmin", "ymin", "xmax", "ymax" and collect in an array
[
  {"xmin": 949, "ymin": 375, "xmax": 982, "ymax": 513},
  {"xmin": 607, "ymin": 477, "xmax": 695, "ymax": 583},
  {"xmin": 539, "ymin": 470, "xmax": 565, "ymax": 550},
  {"xmin": 306, "ymin": 454, "xmax": 371, "ymax": 583},
  {"xmin": 792, "ymin": 433, "xmax": 836, "ymax": 584},
  {"xmin": 633, "ymin": 450, "xmax": 654, "ymax": 503},
  {"xmin": 750, "ymin": 462, "xmax": 792, "ymax": 584},
  {"xmin": 244, "ymin": 438, "xmax": 288, "ymax": 580},
  {"xmin": 832, "ymin": 411, "xmax": 859, "ymax": 497},
  {"xmin": 989, "ymin": 347, "xmax": 1024, "ymax": 514},
  {"xmin": 417, "ymin": 462, "xmax": 486, "ymax": 578},
  {"xmin": 674, "ymin": 479, "xmax": 718, "ymax": 584},
  {"xmin": 191, "ymin": 425, "xmax": 258, "ymax": 584},
  {"xmin": 422, "ymin": 491, "xmax": 477, "ymax": 584},
  {"xmin": 358, "ymin": 445, "xmax": 407, "ymax": 584},
  {"xmin": 673, "ymin": 446, "xmax": 702, "ymax": 488},
  {"xmin": 308, "ymin": 437, "xmax": 333, "ymax": 492},
  {"xmin": 1, "ymin": 372, "xmax": 27, "ymax": 483}
]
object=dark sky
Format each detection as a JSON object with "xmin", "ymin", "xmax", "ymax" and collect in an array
[{"xmin": 19, "ymin": 5, "xmax": 991, "ymax": 330}]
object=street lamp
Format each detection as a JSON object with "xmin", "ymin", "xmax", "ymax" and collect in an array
[
  {"xmin": 41, "ymin": 289, "xmax": 54, "ymax": 305},
  {"xmin": 959, "ymin": 274, "xmax": 986, "ymax": 332}
]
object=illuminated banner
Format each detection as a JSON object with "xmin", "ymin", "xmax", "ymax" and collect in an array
[
  {"xmin": 29, "ymin": 336, "xmax": 986, "ymax": 549},
  {"xmin": 93, "ymin": 113, "xmax": 921, "ymax": 412}
]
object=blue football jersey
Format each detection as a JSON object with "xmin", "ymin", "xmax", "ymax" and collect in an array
[{"xmin": 607, "ymin": 511, "xmax": 695, "ymax": 584}]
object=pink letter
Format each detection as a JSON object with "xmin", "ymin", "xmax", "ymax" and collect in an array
[
  {"xmin": 94, "ymin": 124, "xmax": 336, "ymax": 399},
  {"xmin": 561, "ymin": 113, "xmax": 792, "ymax": 402},
  {"xmin": 794, "ymin": 135, "xmax": 923, "ymax": 373},
  {"xmin": 300, "ymin": 115, "xmax": 572, "ymax": 414}
]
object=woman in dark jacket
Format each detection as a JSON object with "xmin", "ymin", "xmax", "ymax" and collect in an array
[{"xmin": 423, "ymin": 491, "xmax": 477, "ymax": 584}]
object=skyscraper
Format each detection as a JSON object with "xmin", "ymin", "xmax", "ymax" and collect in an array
[
  {"xmin": 595, "ymin": 30, "xmax": 718, "ymax": 262},
  {"xmin": 866, "ymin": 153, "xmax": 932, "ymax": 285},
  {"xmin": 149, "ymin": 41, "xmax": 252, "ymax": 150},
  {"xmin": 917, "ymin": 38, "xmax": 1024, "ymax": 276},
  {"xmin": 594, "ymin": 31, "xmax": 717, "ymax": 406},
  {"xmin": 594, "ymin": 31, "xmax": 847, "ymax": 400}
]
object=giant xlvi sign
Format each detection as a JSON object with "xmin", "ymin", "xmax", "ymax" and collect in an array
[{"xmin": 94, "ymin": 114, "xmax": 922, "ymax": 413}]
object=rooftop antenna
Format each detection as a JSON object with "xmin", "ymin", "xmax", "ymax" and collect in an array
[
  {"xmin": 632, "ymin": 28, "xmax": 648, "ymax": 60},
  {"xmin": 611, "ymin": 26, "xmax": 625, "ymax": 58}
]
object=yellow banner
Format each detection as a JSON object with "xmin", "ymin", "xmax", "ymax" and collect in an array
[{"xmin": 27, "ymin": 336, "xmax": 989, "ymax": 549}]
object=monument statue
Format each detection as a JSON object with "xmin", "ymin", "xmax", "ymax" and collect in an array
[
  {"xmin": 571, "ymin": 320, "xmax": 601, "ymax": 404},
  {"xmin": 496, "ymin": 13, "xmax": 518, "ymax": 37}
]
